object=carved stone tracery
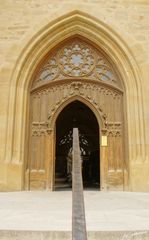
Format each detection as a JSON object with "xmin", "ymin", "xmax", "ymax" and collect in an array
[
  {"xmin": 32, "ymin": 38, "xmax": 121, "ymax": 90},
  {"xmin": 58, "ymin": 42, "xmax": 95, "ymax": 77}
]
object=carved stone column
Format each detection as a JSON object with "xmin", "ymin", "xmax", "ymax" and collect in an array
[
  {"xmin": 100, "ymin": 129, "xmax": 108, "ymax": 190},
  {"xmin": 46, "ymin": 128, "xmax": 54, "ymax": 190}
]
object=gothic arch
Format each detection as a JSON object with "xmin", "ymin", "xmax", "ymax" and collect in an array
[
  {"xmin": 49, "ymin": 95, "xmax": 105, "ymax": 130},
  {"xmin": 6, "ymin": 10, "xmax": 145, "ymax": 191},
  {"xmin": 54, "ymin": 99, "xmax": 100, "ymax": 190},
  {"xmin": 49, "ymin": 95, "xmax": 107, "ymax": 191}
]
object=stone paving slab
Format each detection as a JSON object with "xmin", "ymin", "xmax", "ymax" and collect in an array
[{"xmin": 0, "ymin": 191, "xmax": 149, "ymax": 232}]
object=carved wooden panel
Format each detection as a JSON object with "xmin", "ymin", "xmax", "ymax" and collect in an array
[
  {"xmin": 26, "ymin": 38, "xmax": 126, "ymax": 191},
  {"xmin": 26, "ymin": 79, "xmax": 126, "ymax": 190}
]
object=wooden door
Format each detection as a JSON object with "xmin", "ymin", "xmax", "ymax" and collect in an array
[{"xmin": 25, "ymin": 38, "xmax": 127, "ymax": 191}]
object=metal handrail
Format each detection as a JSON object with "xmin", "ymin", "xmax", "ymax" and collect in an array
[{"xmin": 72, "ymin": 128, "xmax": 87, "ymax": 240}]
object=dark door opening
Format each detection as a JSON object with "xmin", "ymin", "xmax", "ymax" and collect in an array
[{"xmin": 55, "ymin": 100, "xmax": 100, "ymax": 190}]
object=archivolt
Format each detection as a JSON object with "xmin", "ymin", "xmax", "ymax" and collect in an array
[
  {"xmin": 49, "ymin": 95, "xmax": 104, "ymax": 129},
  {"xmin": 6, "ymin": 10, "xmax": 145, "ymax": 168}
]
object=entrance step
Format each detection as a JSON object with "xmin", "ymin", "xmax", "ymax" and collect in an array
[
  {"xmin": 55, "ymin": 177, "xmax": 67, "ymax": 183},
  {"xmin": 55, "ymin": 173, "xmax": 71, "ymax": 189},
  {"xmin": 55, "ymin": 182, "xmax": 71, "ymax": 189},
  {"xmin": 0, "ymin": 230, "xmax": 148, "ymax": 240},
  {"xmin": 55, "ymin": 172, "xmax": 64, "ymax": 178}
]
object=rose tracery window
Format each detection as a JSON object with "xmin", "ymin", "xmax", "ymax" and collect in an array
[
  {"xmin": 33, "ymin": 38, "xmax": 121, "ymax": 89},
  {"xmin": 58, "ymin": 43, "xmax": 95, "ymax": 77}
]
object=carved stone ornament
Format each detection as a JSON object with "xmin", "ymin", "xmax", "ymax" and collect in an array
[
  {"xmin": 32, "ymin": 38, "xmax": 121, "ymax": 89},
  {"xmin": 47, "ymin": 128, "xmax": 53, "ymax": 135}
]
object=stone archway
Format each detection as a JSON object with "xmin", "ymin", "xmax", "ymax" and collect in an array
[
  {"xmin": 4, "ymin": 10, "xmax": 145, "ymax": 191},
  {"xmin": 25, "ymin": 37, "xmax": 126, "ymax": 191},
  {"xmin": 55, "ymin": 100, "xmax": 100, "ymax": 190}
]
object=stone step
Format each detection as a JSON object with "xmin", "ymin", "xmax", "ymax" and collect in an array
[
  {"xmin": 55, "ymin": 177, "xmax": 67, "ymax": 183},
  {"xmin": 0, "ymin": 230, "xmax": 148, "ymax": 240},
  {"xmin": 54, "ymin": 183, "xmax": 71, "ymax": 189},
  {"xmin": 55, "ymin": 172, "xmax": 64, "ymax": 178}
]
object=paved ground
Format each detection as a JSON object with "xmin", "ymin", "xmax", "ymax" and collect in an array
[{"xmin": 0, "ymin": 191, "xmax": 149, "ymax": 231}]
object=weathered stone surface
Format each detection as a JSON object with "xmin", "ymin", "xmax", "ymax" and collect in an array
[
  {"xmin": 0, "ymin": 231, "xmax": 149, "ymax": 240},
  {"xmin": 0, "ymin": 191, "xmax": 149, "ymax": 238},
  {"xmin": 0, "ymin": 0, "xmax": 149, "ymax": 192}
]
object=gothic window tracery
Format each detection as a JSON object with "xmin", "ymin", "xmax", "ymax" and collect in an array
[
  {"xmin": 32, "ymin": 38, "xmax": 121, "ymax": 89},
  {"xmin": 58, "ymin": 130, "xmax": 90, "ymax": 156}
]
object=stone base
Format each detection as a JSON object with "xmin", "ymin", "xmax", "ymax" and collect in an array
[
  {"xmin": 0, "ymin": 230, "xmax": 148, "ymax": 240},
  {"xmin": 0, "ymin": 162, "xmax": 23, "ymax": 191}
]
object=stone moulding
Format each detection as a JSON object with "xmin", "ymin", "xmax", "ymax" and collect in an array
[{"xmin": 5, "ymin": 10, "xmax": 145, "ymax": 191}]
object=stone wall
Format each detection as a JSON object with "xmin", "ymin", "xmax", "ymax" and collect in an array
[{"xmin": 0, "ymin": 0, "xmax": 149, "ymax": 191}]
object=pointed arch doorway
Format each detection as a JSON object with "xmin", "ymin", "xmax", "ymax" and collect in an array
[
  {"xmin": 26, "ymin": 37, "xmax": 127, "ymax": 191},
  {"xmin": 55, "ymin": 100, "xmax": 100, "ymax": 190}
]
